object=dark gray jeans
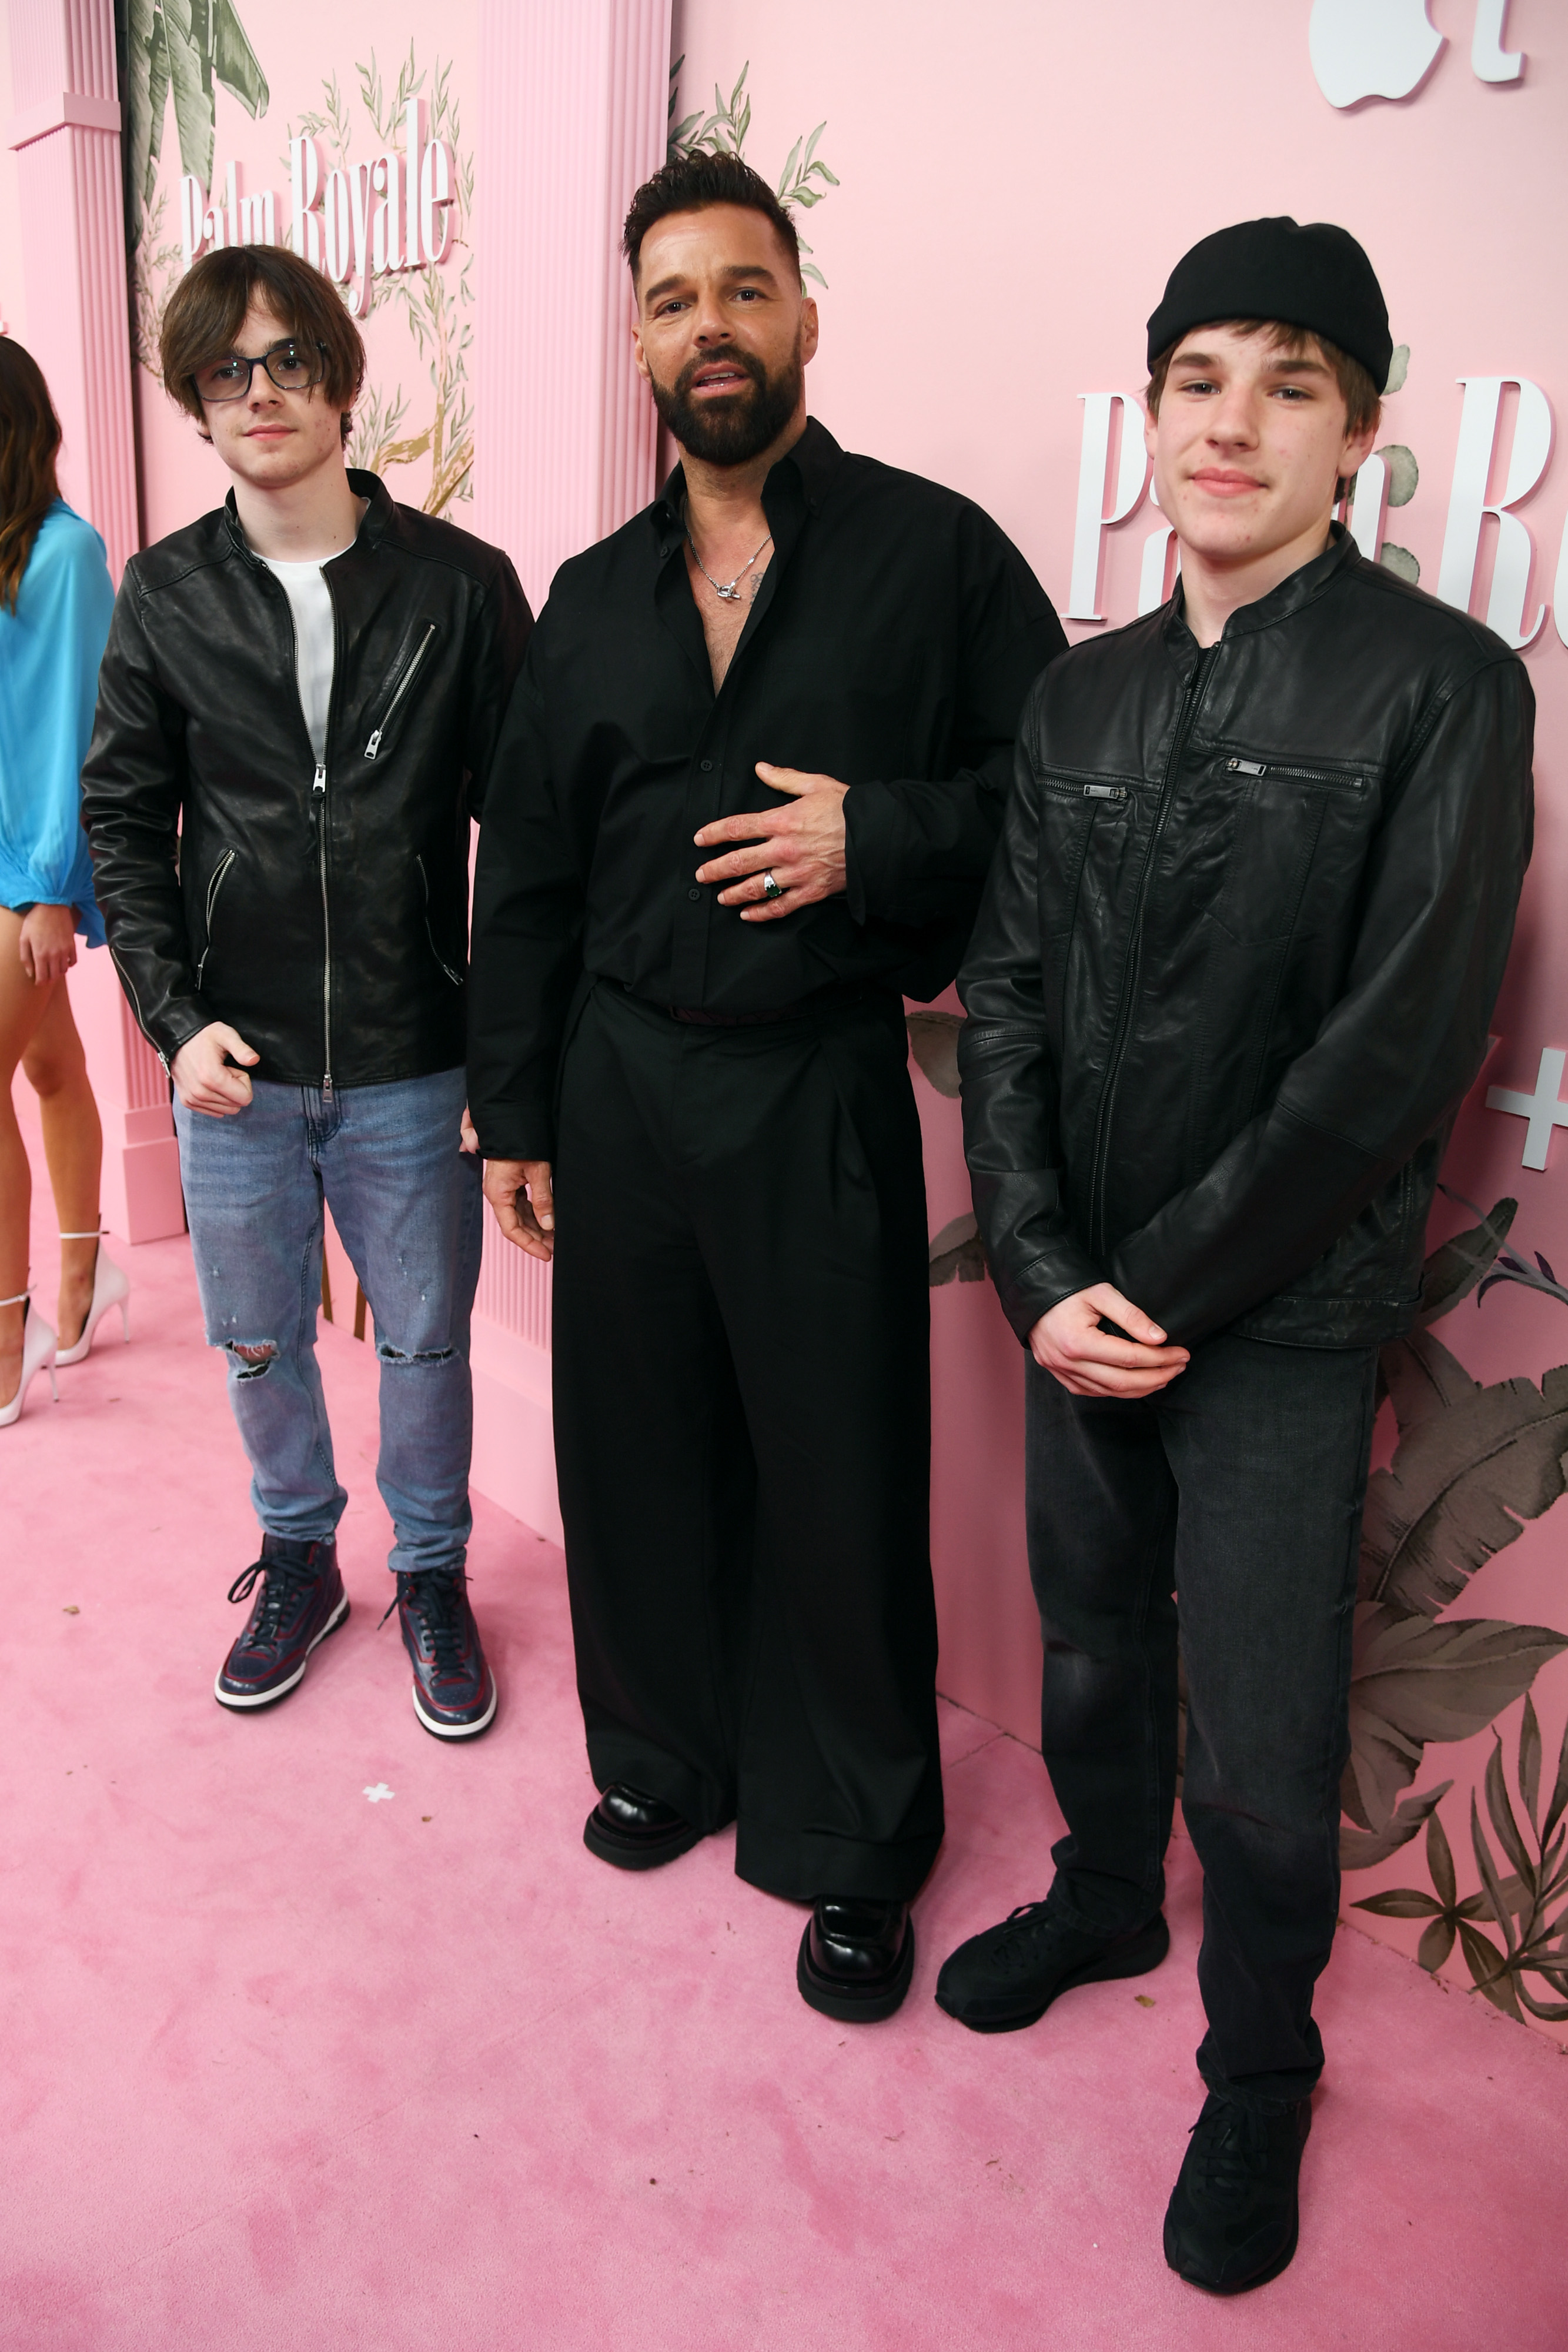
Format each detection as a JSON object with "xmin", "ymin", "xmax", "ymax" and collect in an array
[{"xmin": 1025, "ymin": 1332, "xmax": 1378, "ymax": 2109}]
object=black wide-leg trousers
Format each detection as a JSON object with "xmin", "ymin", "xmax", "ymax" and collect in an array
[
  {"xmin": 1025, "ymin": 1334, "xmax": 1378, "ymax": 2107},
  {"xmin": 551, "ymin": 981, "xmax": 944, "ymax": 1902}
]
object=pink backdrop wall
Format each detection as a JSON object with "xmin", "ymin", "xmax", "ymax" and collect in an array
[
  {"xmin": 8, "ymin": 0, "xmax": 1566, "ymax": 2040},
  {"xmin": 668, "ymin": 0, "xmax": 1568, "ymax": 2034}
]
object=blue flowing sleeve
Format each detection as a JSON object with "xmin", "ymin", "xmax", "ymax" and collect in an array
[{"xmin": 0, "ymin": 502, "xmax": 116, "ymax": 946}]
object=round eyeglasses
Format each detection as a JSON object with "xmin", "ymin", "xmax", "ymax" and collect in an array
[{"xmin": 191, "ymin": 339, "xmax": 327, "ymax": 404}]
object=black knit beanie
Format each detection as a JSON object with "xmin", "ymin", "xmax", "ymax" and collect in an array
[{"xmin": 1146, "ymin": 217, "xmax": 1392, "ymax": 390}]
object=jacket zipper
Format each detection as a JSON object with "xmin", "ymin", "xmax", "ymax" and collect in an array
[
  {"xmin": 1224, "ymin": 756, "xmax": 1363, "ymax": 790},
  {"xmin": 195, "ymin": 848, "xmax": 235, "ymax": 988},
  {"xmin": 364, "ymin": 623, "xmax": 436, "ymax": 759},
  {"xmin": 313, "ymin": 762, "xmax": 332, "ymax": 1091},
  {"xmin": 416, "ymin": 853, "xmax": 463, "ymax": 985},
  {"xmin": 1086, "ymin": 648, "xmax": 1218, "ymax": 1259}
]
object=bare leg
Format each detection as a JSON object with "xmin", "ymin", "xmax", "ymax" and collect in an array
[
  {"xmin": 0, "ymin": 907, "xmax": 59, "ymax": 1406},
  {"xmin": 22, "ymin": 972, "xmax": 103, "ymax": 1348}
]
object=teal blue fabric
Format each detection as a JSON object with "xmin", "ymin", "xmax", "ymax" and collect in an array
[{"xmin": 0, "ymin": 500, "xmax": 115, "ymax": 946}]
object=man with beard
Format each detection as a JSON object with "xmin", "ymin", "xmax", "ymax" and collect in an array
[{"xmin": 467, "ymin": 151, "xmax": 1064, "ymax": 2016}]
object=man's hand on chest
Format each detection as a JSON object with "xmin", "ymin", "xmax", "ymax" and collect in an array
[{"xmin": 694, "ymin": 761, "xmax": 849, "ymax": 923}]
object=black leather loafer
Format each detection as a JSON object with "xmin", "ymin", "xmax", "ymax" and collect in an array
[
  {"xmin": 583, "ymin": 1783, "xmax": 703, "ymax": 1871},
  {"xmin": 797, "ymin": 1897, "xmax": 915, "ymax": 2022}
]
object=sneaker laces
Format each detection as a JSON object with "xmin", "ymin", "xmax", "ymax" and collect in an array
[
  {"xmin": 383, "ymin": 1572, "xmax": 469, "ymax": 1677},
  {"xmin": 1188, "ymin": 2102, "xmax": 1273, "ymax": 2205},
  {"xmin": 987, "ymin": 1899, "xmax": 1083, "ymax": 1978},
  {"xmin": 226, "ymin": 1552, "xmax": 319, "ymax": 1643}
]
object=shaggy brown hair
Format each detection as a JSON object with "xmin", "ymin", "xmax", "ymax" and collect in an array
[
  {"xmin": 159, "ymin": 246, "xmax": 365, "ymax": 446},
  {"xmin": 1146, "ymin": 319, "xmax": 1382, "ymax": 438},
  {"xmin": 0, "ymin": 339, "xmax": 62, "ymax": 614}
]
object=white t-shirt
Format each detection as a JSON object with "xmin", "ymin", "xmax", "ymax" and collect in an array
[{"xmin": 260, "ymin": 556, "xmax": 335, "ymax": 766}]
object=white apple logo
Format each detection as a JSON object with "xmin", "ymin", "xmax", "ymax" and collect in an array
[{"xmin": 1309, "ymin": 0, "xmax": 1445, "ymax": 108}]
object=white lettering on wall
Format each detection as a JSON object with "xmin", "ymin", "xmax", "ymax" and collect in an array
[
  {"xmin": 1066, "ymin": 393, "xmax": 1149, "ymax": 622},
  {"xmin": 1436, "ymin": 377, "xmax": 1554, "ymax": 649},
  {"xmin": 182, "ymin": 107, "xmax": 456, "ymax": 318}
]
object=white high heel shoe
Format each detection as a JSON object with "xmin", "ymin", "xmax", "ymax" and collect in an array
[
  {"xmin": 54, "ymin": 1233, "xmax": 131, "ymax": 1367},
  {"xmin": 0, "ymin": 1292, "xmax": 59, "ymax": 1426}
]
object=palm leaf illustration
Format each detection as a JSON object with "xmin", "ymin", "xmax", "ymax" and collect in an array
[
  {"xmin": 906, "ymin": 1010, "xmax": 964, "ymax": 1099},
  {"xmin": 1343, "ymin": 1608, "xmax": 1568, "ymax": 1836},
  {"xmin": 1410, "ymin": 1197, "xmax": 1516, "ymax": 1330},
  {"xmin": 1358, "ymin": 1358, "xmax": 1568, "ymax": 1618},
  {"xmin": 929, "ymin": 1211, "xmax": 985, "ymax": 1288}
]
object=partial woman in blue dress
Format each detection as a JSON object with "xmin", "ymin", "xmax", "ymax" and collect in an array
[{"xmin": 0, "ymin": 337, "xmax": 120, "ymax": 1425}]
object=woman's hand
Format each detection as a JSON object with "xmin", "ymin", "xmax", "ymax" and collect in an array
[{"xmin": 18, "ymin": 903, "xmax": 77, "ymax": 985}]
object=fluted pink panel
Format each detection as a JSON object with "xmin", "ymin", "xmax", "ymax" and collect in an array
[
  {"xmin": 470, "ymin": 0, "xmax": 669, "ymax": 1375},
  {"xmin": 8, "ymin": 0, "xmax": 139, "ymax": 581},
  {"xmin": 473, "ymin": 0, "xmax": 671, "ymax": 612}
]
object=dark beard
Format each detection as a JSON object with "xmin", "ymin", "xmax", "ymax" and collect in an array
[{"xmin": 650, "ymin": 343, "xmax": 803, "ymax": 466}]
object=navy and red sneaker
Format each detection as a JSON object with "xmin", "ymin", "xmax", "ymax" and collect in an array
[
  {"xmin": 394, "ymin": 1569, "xmax": 497, "ymax": 1739},
  {"xmin": 215, "ymin": 1534, "xmax": 349, "ymax": 1710}
]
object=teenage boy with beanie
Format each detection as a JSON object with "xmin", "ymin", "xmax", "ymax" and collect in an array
[
  {"xmin": 937, "ymin": 218, "xmax": 1533, "ymax": 2290},
  {"xmin": 82, "ymin": 246, "xmax": 530, "ymax": 1735}
]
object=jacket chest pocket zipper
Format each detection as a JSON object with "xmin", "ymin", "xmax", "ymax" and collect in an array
[
  {"xmin": 417, "ymin": 854, "xmax": 463, "ymax": 987},
  {"xmin": 195, "ymin": 848, "xmax": 235, "ymax": 988},
  {"xmin": 1225, "ymin": 757, "xmax": 1364, "ymax": 792},
  {"xmin": 1041, "ymin": 778, "xmax": 1130, "ymax": 804},
  {"xmin": 365, "ymin": 623, "xmax": 438, "ymax": 760}
]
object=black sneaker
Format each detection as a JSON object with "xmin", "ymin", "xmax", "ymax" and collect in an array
[
  {"xmin": 215, "ymin": 1535, "xmax": 349, "ymax": 1710},
  {"xmin": 394, "ymin": 1570, "xmax": 497, "ymax": 1739},
  {"xmin": 1164, "ymin": 2093, "xmax": 1312, "ymax": 2294},
  {"xmin": 935, "ymin": 1899, "xmax": 1169, "ymax": 2032}
]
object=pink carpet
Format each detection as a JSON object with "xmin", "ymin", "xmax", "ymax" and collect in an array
[{"xmin": 6, "ymin": 1088, "xmax": 1568, "ymax": 2349}]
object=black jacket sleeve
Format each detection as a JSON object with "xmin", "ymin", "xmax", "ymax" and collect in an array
[
  {"xmin": 843, "ymin": 505, "xmax": 1067, "ymax": 930},
  {"xmin": 460, "ymin": 556, "xmax": 533, "ymax": 821},
  {"xmin": 1112, "ymin": 656, "xmax": 1534, "ymax": 1344},
  {"xmin": 80, "ymin": 566, "xmax": 208, "ymax": 1066},
  {"xmin": 466, "ymin": 640, "xmax": 585, "ymax": 1161},
  {"xmin": 957, "ymin": 721, "xmax": 1105, "ymax": 1339}
]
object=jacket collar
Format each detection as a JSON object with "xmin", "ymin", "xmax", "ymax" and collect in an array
[
  {"xmin": 652, "ymin": 416, "xmax": 845, "ymax": 557},
  {"xmin": 1164, "ymin": 521, "xmax": 1359, "ymax": 653},
  {"xmin": 220, "ymin": 467, "xmax": 393, "ymax": 564}
]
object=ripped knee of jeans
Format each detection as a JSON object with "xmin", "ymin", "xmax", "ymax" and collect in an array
[
  {"xmin": 376, "ymin": 1341, "xmax": 455, "ymax": 1366},
  {"xmin": 227, "ymin": 1339, "xmax": 278, "ymax": 1380}
]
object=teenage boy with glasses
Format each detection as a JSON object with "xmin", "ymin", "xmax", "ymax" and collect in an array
[
  {"xmin": 83, "ymin": 245, "xmax": 530, "ymax": 1735},
  {"xmin": 938, "ymin": 218, "xmax": 1533, "ymax": 2291}
]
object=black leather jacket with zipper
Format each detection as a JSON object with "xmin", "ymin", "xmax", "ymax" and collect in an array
[
  {"xmin": 81, "ymin": 472, "xmax": 531, "ymax": 1088},
  {"xmin": 958, "ymin": 530, "xmax": 1535, "ymax": 1351}
]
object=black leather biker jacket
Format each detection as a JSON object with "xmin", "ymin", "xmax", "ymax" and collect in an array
[
  {"xmin": 81, "ymin": 472, "xmax": 531, "ymax": 1088},
  {"xmin": 958, "ymin": 530, "xmax": 1534, "ymax": 1351}
]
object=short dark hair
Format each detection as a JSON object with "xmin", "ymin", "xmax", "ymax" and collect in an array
[
  {"xmin": 1145, "ymin": 319, "xmax": 1381, "ymax": 438},
  {"xmin": 621, "ymin": 151, "xmax": 801, "ymax": 286},
  {"xmin": 159, "ymin": 245, "xmax": 366, "ymax": 446}
]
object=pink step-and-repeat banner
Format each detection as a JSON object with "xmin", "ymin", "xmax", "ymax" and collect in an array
[{"xmin": 4, "ymin": 0, "xmax": 1564, "ymax": 2039}]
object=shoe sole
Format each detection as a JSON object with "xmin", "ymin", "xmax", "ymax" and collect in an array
[
  {"xmin": 412, "ymin": 1678, "xmax": 499, "ymax": 1740},
  {"xmin": 1168, "ymin": 2210, "xmax": 1300, "ymax": 2296},
  {"xmin": 583, "ymin": 1811, "xmax": 704, "ymax": 1870},
  {"xmin": 936, "ymin": 1911, "xmax": 1171, "ymax": 2034},
  {"xmin": 797, "ymin": 1917, "xmax": 917, "ymax": 2024},
  {"xmin": 213, "ymin": 1592, "xmax": 350, "ymax": 1711}
]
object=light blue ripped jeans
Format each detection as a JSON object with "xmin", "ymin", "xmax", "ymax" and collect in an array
[{"xmin": 174, "ymin": 1067, "xmax": 482, "ymax": 1576}]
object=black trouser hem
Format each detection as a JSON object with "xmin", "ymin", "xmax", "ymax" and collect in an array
[{"xmin": 734, "ymin": 1818, "xmax": 944, "ymax": 1905}]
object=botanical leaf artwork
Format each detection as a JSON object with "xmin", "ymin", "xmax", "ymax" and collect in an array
[
  {"xmin": 125, "ymin": 0, "xmax": 269, "ymax": 252},
  {"xmin": 125, "ymin": 0, "xmax": 269, "ymax": 368},
  {"xmin": 667, "ymin": 60, "xmax": 840, "ymax": 287},
  {"xmin": 297, "ymin": 49, "xmax": 476, "ymax": 517}
]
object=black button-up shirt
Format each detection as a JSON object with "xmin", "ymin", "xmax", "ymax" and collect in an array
[{"xmin": 468, "ymin": 417, "xmax": 1065, "ymax": 1159}]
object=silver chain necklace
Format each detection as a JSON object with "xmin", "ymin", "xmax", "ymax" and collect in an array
[{"xmin": 686, "ymin": 521, "xmax": 773, "ymax": 603}]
